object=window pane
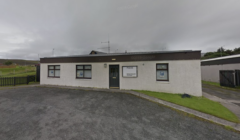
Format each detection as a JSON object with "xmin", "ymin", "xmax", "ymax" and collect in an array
[
  {"xmin": 55, "ymin": 66, "xmax": 60, "ymax": 69},
  {"xmin": 84, "ymin": 65, "xmax": 91, "ymax": 69},
  {"xmin": 49, "ymin": 66, "xmax": 54, "ymax": 69},
  {"xmin": 77, "ymin": 66, "xmax": 83, "ymax": 69},
  {"xmin": 84, "ymin": 70, "xmax": 92, "ymax": 78},
  {"xmin": 55, "ymin": 70, "xmax": 60, "ymax": 77},
  {"xmin": 157, "ymin": 70, "xmax": 168, "ymax": 80},
  {"xmin": 77, "ymin": 70, "xmax": 84, "ymax": 77},
  {"xmin": 49, "ymin": 70, "xmax": 54, "ymax": 76},
  {"xmin": 157, "ymin": 64, "xmax": 167, "ymax": 69}
]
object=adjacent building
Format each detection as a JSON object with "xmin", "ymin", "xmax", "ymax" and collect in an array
[
  {"xmin": 40, "ymin": 50, "xmax": 202, "ymax": 96},
  {"xmin": 201, "ymin": 54, "xmax": 240, "ymax": 85}
]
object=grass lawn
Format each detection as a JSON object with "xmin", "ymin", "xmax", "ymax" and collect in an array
[
  {"xmin": 202, "ymin": 80, "xmax": 240, "ymax": 90},
  {"xmin": 134, "ymin": 90, "xmax": 239, "ymax": 123},
  {"xmin": 3, "ymin": 71, "xmax": 36, "ymax": 77},
  {"xmin": 0, "ymin": 66, "xmax": 36, "ymax": 77}
]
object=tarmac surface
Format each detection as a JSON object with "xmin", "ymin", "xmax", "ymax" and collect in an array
[
  {"xmin": 202, "ymin": 84, "xmax": 240, "ymax": 101},
  {"xmin": 0, "ymin": 87, "xmax": 240, "ymax": 140}
]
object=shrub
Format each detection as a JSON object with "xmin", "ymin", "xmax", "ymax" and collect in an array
[{"xmin": 4, "ymin": 61, "xmax": 13, "ymax": 66}]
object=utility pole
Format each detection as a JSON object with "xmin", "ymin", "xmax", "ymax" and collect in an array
[
  {"xmin": 221, "ymin": 47, "xmax": 222, "ymax": 57},
  {"xmin": 220, "ymin": 46, "xmax": 224, "ymax": 57}
]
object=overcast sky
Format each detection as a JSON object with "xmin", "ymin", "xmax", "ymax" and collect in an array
[{"xmin": 0, "ymin": 0, "xmax": 240, "ymax": 60}]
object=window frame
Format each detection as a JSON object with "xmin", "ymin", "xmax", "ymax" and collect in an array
[
  {"xmin": 156, "ymin": 63, "xmax": 169, "ymax": 81},
  {"xmin": 76, "ymin": 65, "xmax": 92, "ymax": 79},
  {"xmin": 48, "ymin": 65, "xmax": 60, "ymax": 78}
]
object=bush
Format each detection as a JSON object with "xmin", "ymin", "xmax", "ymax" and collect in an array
[{"xmin": 4, "ymin": 61, "xmax": 13, "ymax": 66}]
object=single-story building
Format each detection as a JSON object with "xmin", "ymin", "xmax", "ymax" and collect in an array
[
  {"xmin": 40, "ymin": 50, "xmax": 202, "ymax": 96},
  {"xmin": 201, "ymin": 54, "xmax": 240, "ymax": 86}
]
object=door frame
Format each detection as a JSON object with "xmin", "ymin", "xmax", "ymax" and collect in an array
[{"xmin": 109, "ymin": 65, "xmax": 120, "ymax": 89}]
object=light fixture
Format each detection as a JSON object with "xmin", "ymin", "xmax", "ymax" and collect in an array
[{"xmin": 104, "ymin": 63, "xmax": 107, "ymax": 68}]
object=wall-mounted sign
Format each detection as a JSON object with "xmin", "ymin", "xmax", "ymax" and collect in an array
[{"xmin": 122, "ymin": 66, "xmax": 137, "ymax": 78}]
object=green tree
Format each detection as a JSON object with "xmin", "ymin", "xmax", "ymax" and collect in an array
[
  {"xmin": 4, "ymin": 61, "xmax": 12, "ymax": 66},
  {"xmin": 217, "ymin": 47, "xmax": 225, "ymax": 53},
  {"xmin": 225, "ymin": 49, "xmax": 233, "ymax": 55},
  {"xmin": 233, "ymin": 47, "xmax": 240, "ymax": 54},
  {"xmin": 202, "ymin": 47, "xmax": 240, "ymax": 60}
]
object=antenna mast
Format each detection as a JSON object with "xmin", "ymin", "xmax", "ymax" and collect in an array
[
  {"xmin": 52, "ymin": 48, "xmax": 54, "ymax": 57},
  {"xmin": 101, "ymin": 36, "xmax": 110, "ymax": 53}
]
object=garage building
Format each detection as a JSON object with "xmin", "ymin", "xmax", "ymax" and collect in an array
[
  {"xmin": 201, "ymin": 54, "xmax": 240, "ymax": 86},
  {"xmin": 40, "ymin": 50, "xmax": 202, "ymax": 96}
]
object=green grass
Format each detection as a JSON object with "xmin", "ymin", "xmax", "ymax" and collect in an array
[
  {"xmin": 0, "ymin": 66, "xmax": 36, "ymax": 77},
  {"xmin": 3, "ymin": 71, "xmax": 36, "ymax": 77},
  {"xmin": 202, "ymin": 80, "xmax": 240, "ymax": 90},
  {"xmin": 202, "ymin": 80, "xmax": 220, "ymax": 86},
  {"xmin": 134, "ymin": 90, "xmax": 239, "ymax": 123}
]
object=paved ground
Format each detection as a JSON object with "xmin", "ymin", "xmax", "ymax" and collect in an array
[
  {"xmin": 0, "ymin": 87, "xmax": 240, "ymax": 140},
  {"xmin": 202, "ymin": 84, "xmax": 240, "ymax": 102}
]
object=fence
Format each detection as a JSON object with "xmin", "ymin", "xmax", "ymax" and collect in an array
[{"xmin": 0, "ymin": 75, "xmax": 36, "ymax": 87}]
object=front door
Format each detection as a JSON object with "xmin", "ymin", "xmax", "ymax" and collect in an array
[{"xmin": 109, "ymin": 65, "xmax": 119, "ymax": 88}]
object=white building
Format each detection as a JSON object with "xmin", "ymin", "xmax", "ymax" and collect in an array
[
  {"xmin": 40, "ymin": 50, "xmax": 202, "ymax": 96},
  {"xmin": 201, "ymin": 54, "xmax": 240, "ymax": 85}
]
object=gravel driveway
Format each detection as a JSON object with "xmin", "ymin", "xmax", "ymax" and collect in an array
[{"xmin": 0, "ymin": 87, "xmax": 240, "ymax": 140}]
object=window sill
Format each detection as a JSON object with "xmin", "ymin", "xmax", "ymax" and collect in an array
[
  {"xmin": 48, "ymin": 77, "xmax": 60, "ymax": 78},
  {"xmin": 156, "ymin": 81, "xmax": 170, "ymax": 84},
  {"xmin": 76, "ymin": 78, "xmax": 92, "ymax": 79}
]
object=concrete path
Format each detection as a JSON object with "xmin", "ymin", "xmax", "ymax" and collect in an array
[
  {"xmin": 202, "ymin": 83, "xmax": 240, "ymax": 123},
  {"xmin": 203, "ymin": 92, "xmax": 240, "ymax": 120}
]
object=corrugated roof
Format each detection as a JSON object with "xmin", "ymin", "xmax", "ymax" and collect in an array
[
  {"xmin": 43, "ymin": 50, "xmax": 200, "ymax": 58},
  {"xmin": 201, "ymin": 54, "xmax": 240, "ymax": 62}
]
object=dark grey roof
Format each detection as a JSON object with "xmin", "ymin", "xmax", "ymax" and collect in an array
[{"xmin": 44, "ymin": 50, "xmax": 201, "ymax": 58}]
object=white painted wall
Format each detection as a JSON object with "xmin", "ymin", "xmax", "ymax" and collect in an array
[
  {"xmin": 201, "ymin": 64, "xmax": 240, "ymax": 83},
  {"xmin": 41, "ymin": 60, "xmax": 202, "ymax": 96}
]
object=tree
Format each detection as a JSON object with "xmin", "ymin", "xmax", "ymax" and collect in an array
[
  {"xmin": 225, "ymin": 49, "xmax": 233, "ymax": 55},
  {"xmin": 202, "ymin": 47, "xmax": 240, "ymax": 60},
  {"xmin": 217, "ymin": 47, "xmax": 225, "ymax": 53},
  {"xmin": 233, "ymin": 47, "xmax": 240, "ymax": 54},
  {"xmin": 4, "ymin": 61, "xmax": 12, "ymax": 66}
]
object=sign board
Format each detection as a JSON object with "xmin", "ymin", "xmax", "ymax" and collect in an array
[
  {"xmin": 156, "ymin": 70, "xmax": 168, "ymax": 80},
  {"xmin": 122, "ymin": 66, "xmax": 137, "ymax": 77},
  {"xmin": 77, "ymin": 70, "xmax": 84, "ymax": 77}
]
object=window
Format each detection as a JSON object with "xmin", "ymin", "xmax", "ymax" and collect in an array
[
  {"xmin": 156, "ymin": 64, "xmax": 169, "ymax": 81},
  {"xmin": 48, "ymin": 65, "xmax": 60, "ymax": 78},
  {"xmin": 76, "ymin": 65, "xmax": 92, "ymax": 79}
]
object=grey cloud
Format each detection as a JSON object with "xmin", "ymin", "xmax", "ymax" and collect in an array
[{"xmin": 0, "ymin": 0, "xmax": 240, "ymax": 59}]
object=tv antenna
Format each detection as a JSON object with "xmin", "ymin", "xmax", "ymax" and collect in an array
[
  {"xmin": 99, "ymin": 37, "xmax": 110, "ymax": 53},
  {"xmin": 52, "ymin": 48, "xmax": 54, "ymax": 57}
]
